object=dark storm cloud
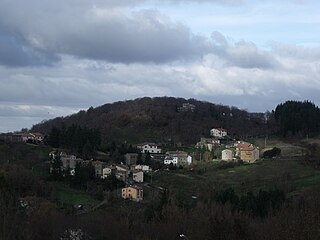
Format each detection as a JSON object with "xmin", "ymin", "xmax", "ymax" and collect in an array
[
  {"xmin": 49, "ymin": 10, "xmax": 212, "ymax": 63},
  {"xmin": 0, "ymin": 1, "xmax": 213, "ymax": 65},
  {"xmin": 0, "ymin": 30, "xmax": 59, "ymax": 67}
]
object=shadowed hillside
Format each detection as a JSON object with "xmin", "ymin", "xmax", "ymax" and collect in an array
[{"xmin": 32, "ymin": 97, "xmax": 276, "ymax": 144}]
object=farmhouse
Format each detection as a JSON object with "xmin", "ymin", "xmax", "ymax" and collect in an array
[
  {"xmin": 132, "ymin": 170, "xmax": 144, "ymax": 183},
  {"xmin": 137, "ymin": 143, "xmax": 161, "ymax": 154},
  {"xmin": 101, "ymin": 167, "xmax": 114, "ymax": 179},
  {"xmin": 165, "ymin": 151, "xmax": 192, "ymax": 166},
  {"xmin": 221, "ymin": 149, "xmax": 233, "ymax": 161},
  {"xmin": 122, "ymin": 186, "xmax": 143, "ymax": 202},
  {"xmin": 196, "ymin": 137, "xmax": 220, "ymax": 151},
  {"xmin": 210, "ymin": 128, "xmax": 227, "ymax": 138},
  {"xmin": 240, "ymin": 146, "xmax": 260, "ymax": 163}
]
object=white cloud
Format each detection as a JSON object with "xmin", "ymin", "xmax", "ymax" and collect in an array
[{"xmin": 0, "ymin": 0, "xmax": 320, "ymax": 132}]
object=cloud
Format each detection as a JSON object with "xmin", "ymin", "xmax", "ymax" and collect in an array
[
  {"xmin": 211, "ymin": 32, "xmax": 278, "ymax": 69},
  {"xmin": 0, "ymin": 29, "xmax": 59, "ymax": 67},
  {"xmin": 0, "ymin": 0, "xmax": 320, "ymax": 133},
  {"xmin": 0, "ymin": 1, "xmax": 213, "ymax": 65}
]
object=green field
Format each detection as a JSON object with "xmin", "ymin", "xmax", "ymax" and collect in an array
[
  {"xmin": 251, "ymin": 137, "xmax": 305, "ymax": 157},
  {"xmin": 152, "ymin": 160, "xmax": 320, "ymax": 201},
  {"xmin": 52, "ymin": 183, "xmax": 100, "ymax": 208}
]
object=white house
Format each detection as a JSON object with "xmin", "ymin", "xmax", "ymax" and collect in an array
[
  {"xmin": 134, "ymin": 165, "xmax": 151, "ymax": 173},
  {"xmin": 187, "ymin": 155, "xmax": 192, "ymax": 165},
  {"xmin": 21, "ymin": 132, "xmax": 44, "ymax": 142},
  {"xmin": 101, "ymin": 167, "xmax": 113, "ymax": 179},
  {"xmin": 137, "ymin": 143, "xmax": 161, "ymax": 154},
  {"xmin": 164, "ymin": 157, "xmax": 178, "ymax": 165},
  {"xmin": 221, "ymin": 149, "xmax": 233, "ymax": 161},
  {"xmin": 210, "ymin": 128, "xmax": 227, "ymax": 138},
  {"xmin": 132, "ymin": 170, "xmax": 144, "ymax": 183},
  {"xmin": 165, "ymin": 151, "xmax": 192, "ymax": 166}
]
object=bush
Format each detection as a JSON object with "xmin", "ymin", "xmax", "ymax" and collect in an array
[{"xmin": 263, "ymin": 147, "xmax": 281, "ymax": 159}]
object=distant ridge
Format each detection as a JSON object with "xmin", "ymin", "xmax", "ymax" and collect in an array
[{"xmin": 31, "ymin": 97, "xmax": 275, "ymax": 144}]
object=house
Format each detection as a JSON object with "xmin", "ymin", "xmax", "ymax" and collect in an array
[
  {"xmin": 235, "ymin": 142, "xmax": 252, "ymax": 157},
  {"xmin": 21, "ymin": 132, "xmax": 44, "ymax": 143},
  {"xmin": 125, "ymin": 153, "xmax": 139, "ymax": 166},
  {"xmin": 132, "ymin": 170, "xmax": 144, "ymax": 183},
  {"xmin": 196, "ymin": 137, "xmax": 220, "ymax": 151},
  {"xmin": 30, "ymin": 132, "xmax": 44, "ymax": 142},
  {"xmin": 137, "ymin": 143, "xmax": 161, "ymax": 154},
  {"xmin": 133, "ymin": 165, "xmax": 151, "ymax": 173},
  {"xmin": 0, "ymin": 132, "xmax": 44, "ymax": 143},
  {"xmin": 164, "ymin": 156, "xmax": 178, "ymax": 165},
  {"xmin": 210, "ymin": 128, "xmax": 227, "ymax": 138},
  {"xmin": 115, "ymin": 165, "xmax": 130, "ymax": 182},
  {"xmin": 101, "ymin": 167, "xmax": 114, "ymax": 179},
  {"xmin": 240, "ymin": 146, "xmax": 260, "ymax": 163},
  {"xmin": 92, "ymin": 161, "xmax": 106, "ymax": 177},
  {"xmin": 177, "ymin": 103, "xmax": 196, "ymax": 112},
  {"xmin": 60, "ymin": 155, "xmax": 77, "ymax": 168},
  {"xmin": 221, "ymin": 149, "xmax": 233, "ymax": 161},
  {"xmin": 115, "ymin": 165, "xmax": 129, "ymax": 172},
  {"xmin": 122, "ymin": 186, "xmax": 143, "ymax": 202},
  {"xmin": 165, "ymin": 151, "xmax": 192, "ymax": 166}
]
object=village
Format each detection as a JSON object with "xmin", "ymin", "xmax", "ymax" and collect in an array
[{"xmin": 1, "ymin": 126, "xmax": 261, "ymax": 203}]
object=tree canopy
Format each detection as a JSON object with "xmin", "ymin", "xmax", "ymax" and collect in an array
[{"xmin": 275, "ymin": 100, "xmax": 320, "ymax": 137}]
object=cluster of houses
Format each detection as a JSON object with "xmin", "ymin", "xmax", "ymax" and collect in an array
[
  {"xmin": 49, "ymin": 151, "xmax": 150, "ymax": 184},
  {"xmin": 196, "ymin": 128, "xmax": 260, "ymax": 163},
  {"xmin": 136, "ymin": 143, "xmax": 193, "ymax": 167},
  {"xmin": 49, "ymin": 150, "xmax": 152, "ymax": 202},
  {"xmin": 47, "ymin": 127, "xmax": 260, "ymax": 202},
  {"xmin": 0, "ymin": 132, "xmax": 44, "ymax": 143},
  {"xmin": 46, "ymin": 126, "xmax": 260, "ymax": 203}
]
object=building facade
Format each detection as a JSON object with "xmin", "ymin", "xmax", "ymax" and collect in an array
[
  {"xmin": 221, "ymin": 149, "xmax": 233, "ymax": 161},
  {"xmin": 122, "ymin": 186, "xmax": 143, "ymax": 202},
  {"xmin": 210, "ymin": 128, "xmax": 227, "ymax": 138},
  {"xmin": 137, "ymin": 143, "xmax": 161, "ymax": 154}
]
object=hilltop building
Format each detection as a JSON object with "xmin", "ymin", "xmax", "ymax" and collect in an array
[
  {"xmin": 137, "ymin": 143, "xmax": 161, "ymax": 154},
  {"xmin": 210, "ymin": 128, "xmax": 227, "ymax": 138}
]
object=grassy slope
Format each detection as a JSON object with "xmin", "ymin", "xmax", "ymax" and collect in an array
[
  {"xmin": 152, "ymin": 160, "xmax": 320, "ymax": 201},
  {"xmin": 52, "ymin": 183, "xmax": 100, "ymax": 207}
]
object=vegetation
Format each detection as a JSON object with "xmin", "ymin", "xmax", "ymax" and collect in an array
[
  {"xmin": 275, "ymin": 100, "xmax": 320, "ymax": 137},
  {"xmin": 32, "ymin": 97, "xmax": 276, "ymax": 144},
  {"xmin": 2, "ymin": 157, "xmax": 320, "ymax": 239},
  {"xmin": 46, "ymin": 124, "xmax": 101, "ymax": 159},
  {"xmin": 3, "ymin": 98, "xmax": 320, "ymax": 239},
  {"xmin": 263, "ymin": 147, "xmax": 281, "ymax": 158}
]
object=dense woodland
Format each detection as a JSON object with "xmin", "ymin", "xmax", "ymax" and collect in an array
[
  {"xmin": 46, "ymin": 125, "xmax": 101, "ymax": 159},
  {"xmin": 32, "ymin": 97, "xmax": 320, "ymax": 144},
  {"xmin": 32, "ymin": 97, "xmax": 276, "ymax": 144},
  {"xmin": 275, "ymin": 101, "xmax": 320, "ymax": 137}
]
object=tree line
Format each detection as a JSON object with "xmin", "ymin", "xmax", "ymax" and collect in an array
[
  {"xmin": 275, "ymin": 100, "xmax": 320, "ymax": 137},
  {"xmin": 46, "ymin": 124, "xmax": 101, "ymax": 159}
]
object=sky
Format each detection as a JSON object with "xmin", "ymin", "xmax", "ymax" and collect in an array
[{"xmin": 0, "ymin": 0, "xmax": 320, "ymax": 132}]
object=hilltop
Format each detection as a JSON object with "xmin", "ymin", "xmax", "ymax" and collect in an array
[{"xmin": 31, "ymin": 97, "xmax": 275, "ymax": 144}]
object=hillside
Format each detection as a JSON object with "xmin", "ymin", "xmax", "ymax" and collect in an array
[{"xmin": 32, "ymin": 97, "xmax": 276, "ymax": 144}]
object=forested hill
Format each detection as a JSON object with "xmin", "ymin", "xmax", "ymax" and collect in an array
[{"xmin": 32, "ymin": 97, "xmax": 275, "ymax": 144}]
